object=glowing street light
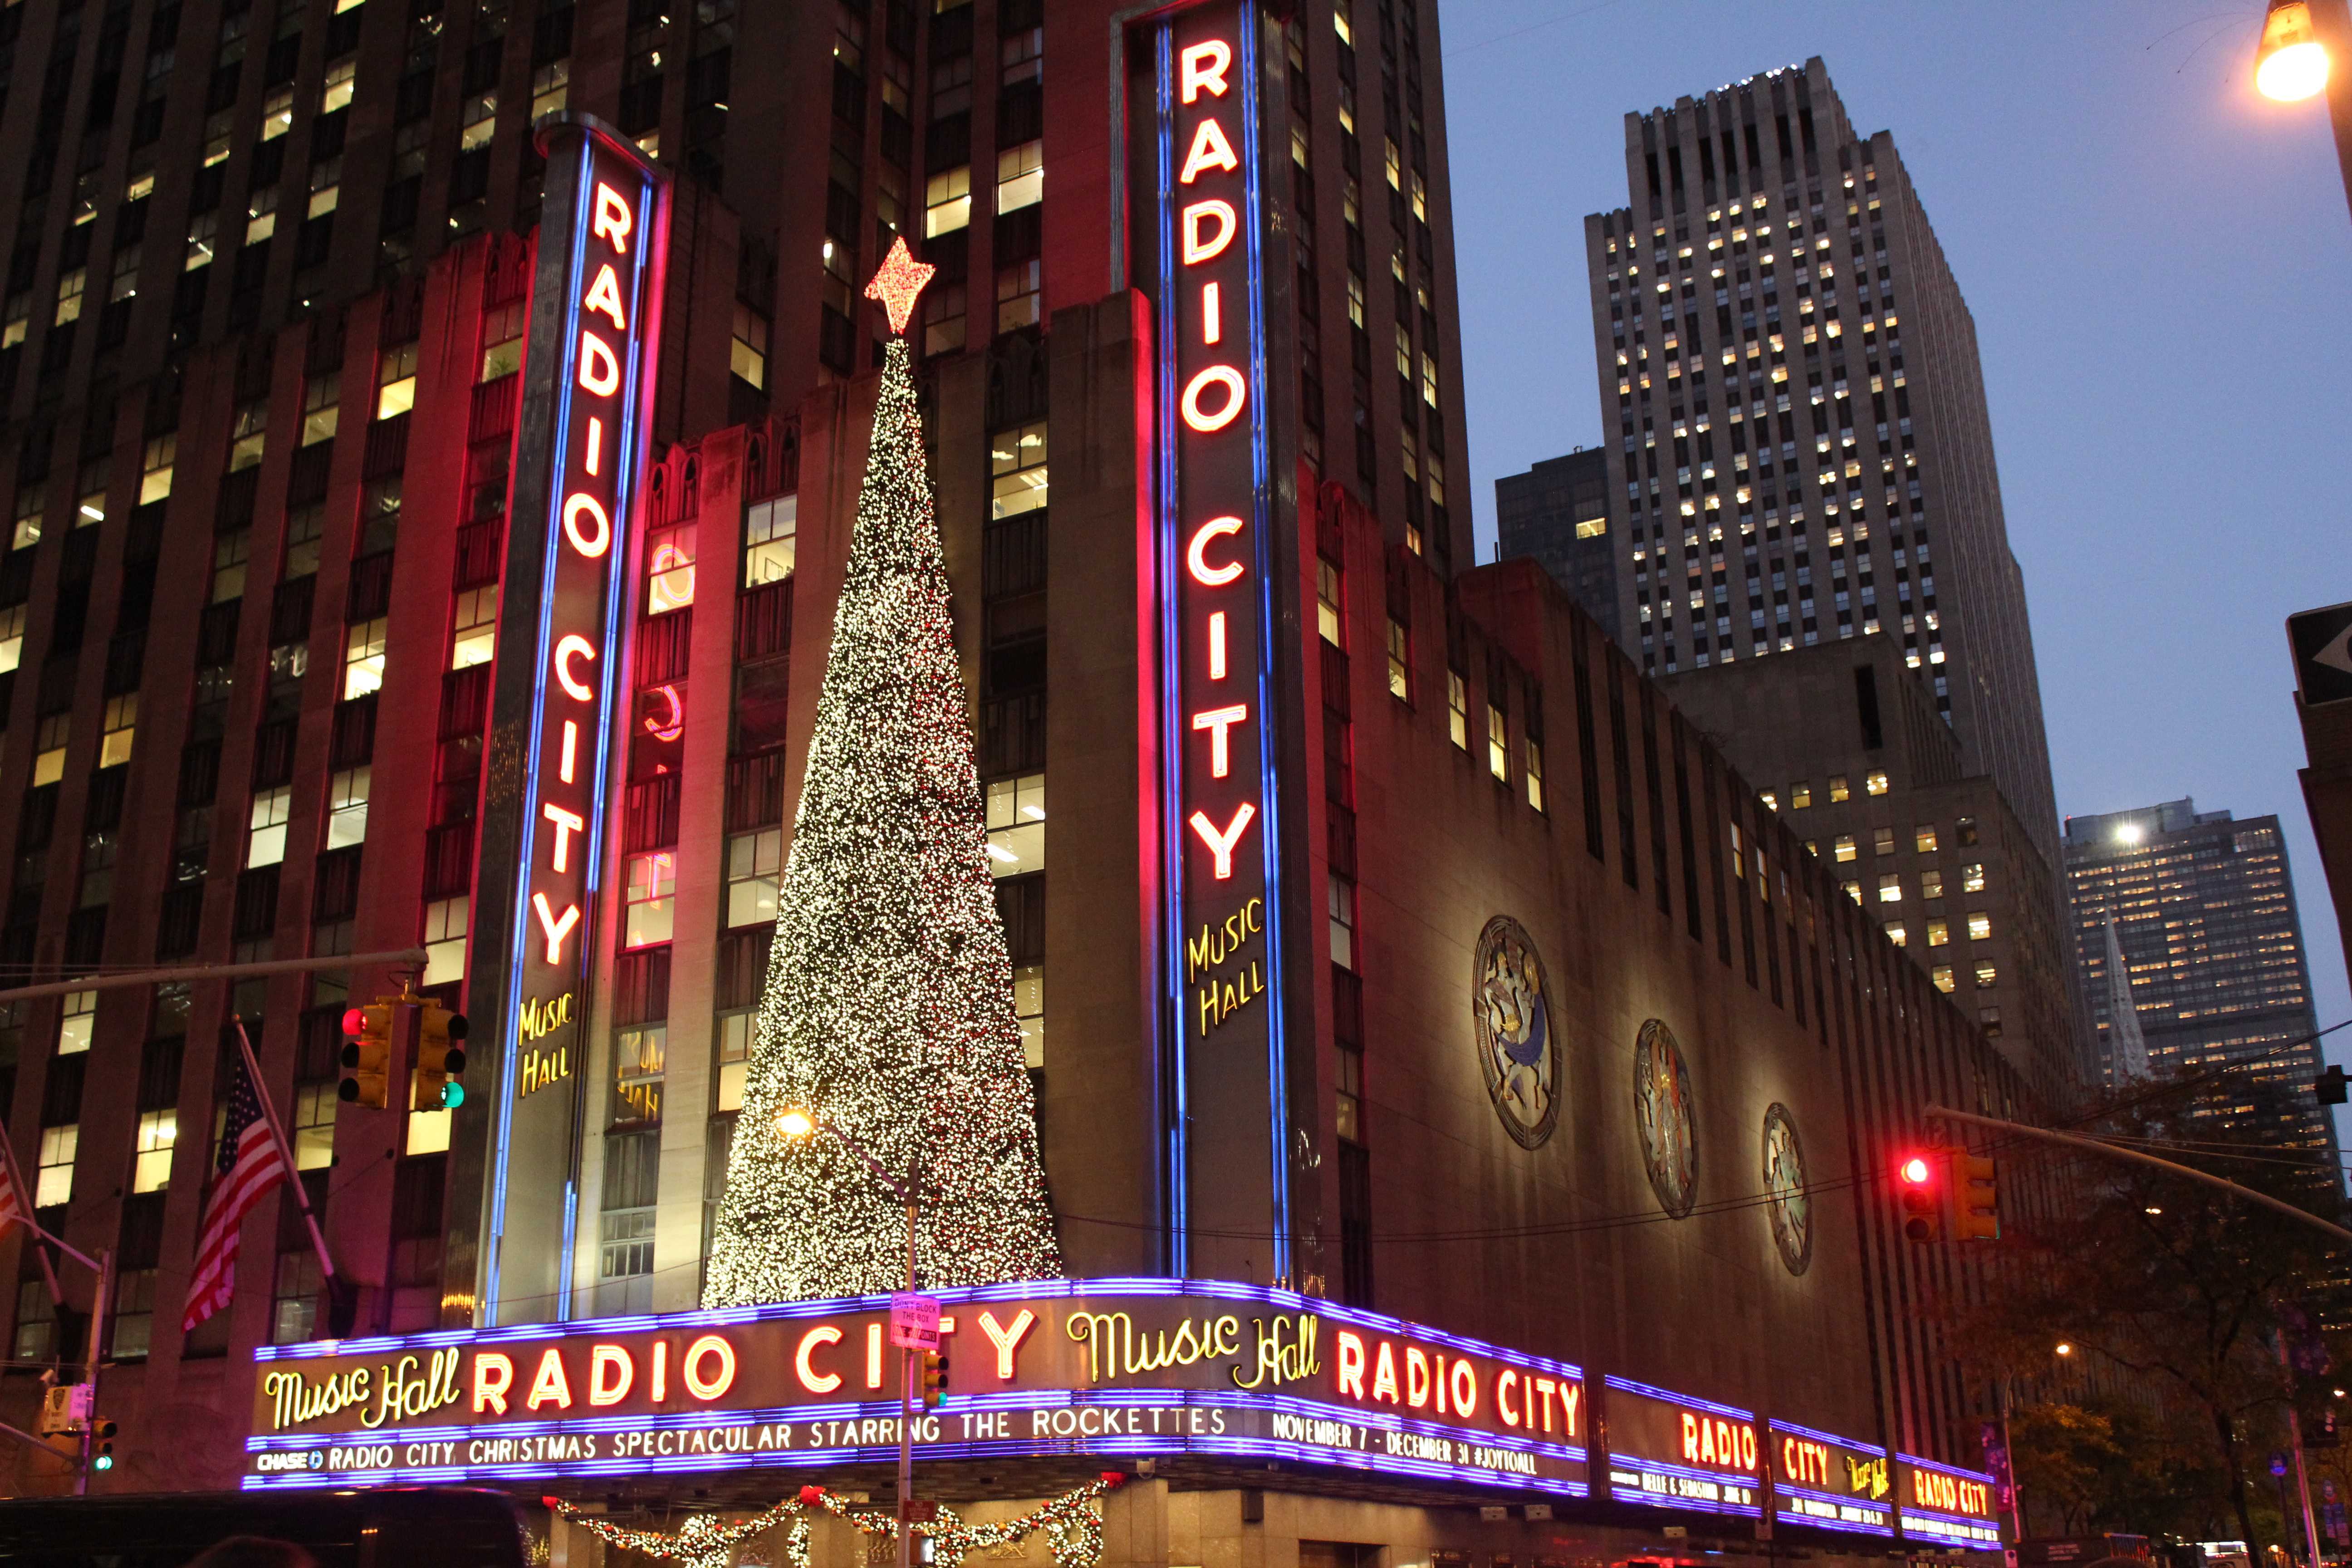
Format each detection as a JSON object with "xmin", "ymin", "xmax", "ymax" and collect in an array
[
  {"xmin": 2260, "ymin": 0, "xmax": 2332, "ymax": 101},
  {"xmin": 2056, "ymin": 1342, "xmax": 2074, "ymax": 1357},
  {"xmin": 775, "ymin": 1106, "xmax": 817, "ymax": 1138}
]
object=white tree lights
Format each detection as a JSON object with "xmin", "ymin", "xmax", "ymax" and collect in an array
[{"xmin": 701, "ymin": 240, "xmax": 1061, "ymax": 1307}]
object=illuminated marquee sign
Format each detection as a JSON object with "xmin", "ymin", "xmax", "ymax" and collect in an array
[
  {"xmin": 1601, "ymin": 1376, "xmax": 1761, "ymax": 1517},
  {"xmin": 1896, "ymin": 1452, "xmax": 2003, "ymax": 1548},
  {"xmin": 466, "ymin": 114, "xmax": 669, "ymax": 1324},
  {"xmin": 1768, "ymin": 1418, "xmax": 1893, "ymax": 1538},
  {"xmin": 1145, "ymin": 0, "xmax": 1298, "ymax": 1277},
  {"xmin": 241, "ymin": 1280, "xmax": 1588, "ymax": 1495}
]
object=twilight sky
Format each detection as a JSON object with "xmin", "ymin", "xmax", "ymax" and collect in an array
[{"xmin": 1447, "ymin": 1, "xmax": 2352, "ymax": 1101}]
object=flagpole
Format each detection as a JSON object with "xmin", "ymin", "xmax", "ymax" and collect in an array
[
  {"xmin": 0, "ymin": 1120, "xmax": 64, "ymax": 1307},
  {"xmin": 231, "ymin": 1019, "xmax": 337, "ymax": 1286}
]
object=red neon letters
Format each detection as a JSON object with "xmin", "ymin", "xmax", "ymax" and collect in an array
[
  {"xmin": 1681, "ymin": 1410, "xmax": 1760, "ymax": 1471},
  {"xmin": 1330, "ymin": 1328, "xmax": 1578, "ymax": 1436}
]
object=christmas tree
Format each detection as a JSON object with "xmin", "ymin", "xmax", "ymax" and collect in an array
[{"xmin": 701, "ymin": 240, "xmax": 1062, "ymax": 1306}]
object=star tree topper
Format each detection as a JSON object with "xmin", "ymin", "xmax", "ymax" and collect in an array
[{"xmin": 865, "ymin": 236, "xmax": 936, "ymax": 335}]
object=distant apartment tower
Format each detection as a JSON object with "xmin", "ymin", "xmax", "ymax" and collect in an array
[
  {"xmin": 2064, "ymin": 800, "xmax": 2338, "ymax": 1160},
  {"xmin": 1494, "ymin": 447, "xmax": 1617, "ymax": 640},
  {"xmin": 1578, "ymin": 58, "xmax": 2062, "ymax": 880}
]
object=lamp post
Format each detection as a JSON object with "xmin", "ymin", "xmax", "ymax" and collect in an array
[
  {"xmin": 2255, "ymin": 0, "xmax": 2352, "ymax": 225},
  {"xmin": 776, "ymin": 1108, "xmax": 922, "ymax": 1568}
]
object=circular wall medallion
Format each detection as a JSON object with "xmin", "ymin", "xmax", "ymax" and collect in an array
[
  {"xmin": 1471, "ymin": 916, "xmax": 1561, "ymax": 1149},
  {"xmin": 1632, "ymin": 1019, "xmax": 1698, "ymax": 1218},
  {"xmin": 1762, "ymin": 1102, "xmax": 1813, "ymax": 1275}
]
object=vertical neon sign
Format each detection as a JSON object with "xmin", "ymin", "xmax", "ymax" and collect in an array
[
  {"xmin": 467, "ymin": 116, "xmax": 667, "ymax": 1326},
  {"xmin": 1150, "ymin": 0, "xmax": 1292, "ymax": 1282}
]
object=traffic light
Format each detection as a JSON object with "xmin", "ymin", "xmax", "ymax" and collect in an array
[
  {"xmin": 1955, "ymin": 1153, "xmax": 1999, "ymax": 1241},
  {"xmin": 1898, "ymin": 1152, "xmax": 1943, "ymax": 1243},
  {"xmin": 91, "ymin": 1419, "xmax": 116, "ymax": 1471},
  {"xmin": 338, "ymin": 1001, "xmax": 396, "ymax": 1108},
  {"xmin": 414, "ymin": 1003, "xmax": 470, "ymax": 1111},
  {"xmin": 920, "ymin": 1350, "xmax": 949, "ymax": 1411},
  {"xmin": 2317, "ymin": 1065, "xmax": 2347, "ymax": 1106}
]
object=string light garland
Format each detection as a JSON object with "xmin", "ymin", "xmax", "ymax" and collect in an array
[
  {"xmin": 544, "ymin": 1476, "xmax": 1122, "ymax": 1568},
  {"xmin": 700, "ymin": 256, "xmax": 1060, "ymax": 1308}
]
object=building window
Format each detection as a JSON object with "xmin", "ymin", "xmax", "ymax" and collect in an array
[
  {"xmin": 1316, "ymin": 559, "xmax": 1343, "ymax": 645},
  {"xmin": 725, "ymin": 829, "xmax": 782, "ymax": 928},
  {"xmin": 292, "ymin": 1081, "xmax": 336, "ymax": 1171},
  {"xmin": 1841, "ymin": 879, "xmax": 1862, "ymax": 904},
  {"xmin": 1526, "ymin": 738, "xmax": 1546, "ymax": 814},
  {"xmin": 1915, "ymin": 823, "xmax": 1938, "ymax": 853},
  {"xmin": 212, "ymin": 530, "xmax": 253, "ymax": 604},
  {"xmin": 35, "ymin": 1124, "xmax": 75, "ymax": 1208},
  {"xmin": 730, "ymin": 302, "xmax": 769, "ymax": 390},
  {"xmin": 248, "ymin": 787, "xmax": 293, "ymax": 868},
  {"xmin": 132, "ymin": 1108, "xmax": 176, "ymax": 1193},
  {"xmin": 229, "ymin": 400, "xmax": 268, "ymax": 471},
  {"xmin": 320, "ymin": 54, "xmax": 357, "ymax": 113},
  {"xmin": 1328, "ymin": 874, "xmax": 1357, "ymax": 971},
  {"xmin": 1827, "ymin": 774, "xmax": 1850, "ymax": 804},
  {"xmin": 624, "ymin": 853, "xmax": 677, "ymax": 947},
  {"xmin": 261, "ymin": 86, "xmax": 295, "ymax": 141},
  {"xmin": 924, "ymin": 282, "xmax": 967, "ymax": 357},
  {"xmin": 531, "ymin": 59, "xmax": 571, "ymax": 120},
  {"xmin": 745, "ymin": 495, "xmax": 797, "ymax": 585},
  {"xmin": 1876, "ymin": 872, "xmax": 1901, "ymax": 904},
  {"xmin": 32, "ymin": 715, "xmax": 69, "ymax": 789},
  {"xmin": 12, "ymin": 1280, "xmax": 54, "ymax": 1361},
  {"xmin": 423, "ymin": 897, "xmax": 468, "ymax": 986},
  {"xmin": 1336, "ymin": 1043, "xmax": 1363, "ymax": 1143},
  {"xmin": 53, "ymin": 269, "xmax": 86, "ymax": 327},
  {"xmin": 1932, "ymin": 965, "xmax": 1955, "ymax": 993},
  {"xmin": 140, "ymin": 435, "xmax": 176, "ymax": 503},
  {"xmin": 376, "ymin": 343, "xmax": 420, "ymax": 420},
  {"xmin": 1487, "ymin": 706, "xmax": 1509, "ymax": 783},
  {"xmin": 1447, "ymin": 671, "xmax": 1469, "ymax": 749},
  {"xmin": 1760, "ymin": 792, "xmax": 1778, "ymax": 813},
  {"xmin": 1926, "ymin": 917, "xmax": 1950, "ymax": 948},
  {"xmin": 1919, "ymin": 867, "xmax": 1944, "ymax": 899},
  {"xmin": 715, "ymin": 1012, "xmax": 752, "ymax": 1112},
  {"xmin": 343, "ymin": 617, "xmax": 388, "ymax": 699},
  {"xmin": 1789, "ymin": 782, "xmax": 1811, "ymax": 809},
  {"xmin": 1956, "ymin": 816, "xmax": 1980, "ymax": 847},
  {"xmin": 990, "ymin": 422, "xmax": 1049, "ymax": 519},
  {"xmin": 325, "ymin": 766, "xmax": 369, "ymax": 850},
  {"xmin": 1885, "ymin": 924, "xmax": 1905, "ymax": 947},
  {"xmin": 1833, "ymin": 834, "xmax": 1856, "ymax": 862},
  {"xmin": 1979, "ymin": 1005, "xmax": 2002, "ymax": 1038},
  {"xmin": 0, "ymin": 605, "xmax": 22, "ymax": 675},
  {"xmin": 924, "ymin": 166, "xmax": 971, "ymax": 237},
  {"xmin": 1385, "ymin": 619, "xmax": 1410, "ymax": 702},
  {"xmin": 995, "ymin": 260, "xmax": 1042, "ymax": 331},
  {"xmin": 1966, "ymin": 910, "xmax": 1992, "ymax": 941},
  {"xmin": 612, "ymin": 1025, "xmax": 666, "ymax": 1127},
  {"xmin": 1873, "ymin": 826, "xmax": 1896, "ymax": 856},
  {"xmin": 460, "ymin": 91, "xmax": 498, "ymax": 151},
  {"xmin": 272, "ymin": 1249, "xmax": 324, "ymax": 1344},
  {"xmin": 996, "ymin": 139, "xmax": 1043, "ymax": 214},
  {"xmin": 98, "ymin": 696, "xmax": 137, "ymax": 769},
  {"xmin": 985, "ymin": 773, "xmax": 1046, "ymax": 878},
  {"xmin": 1013, "ymin": 964, "xmax": 1044, "ymax": 1069},
  {"xmin": 479, "ymin": 302, "xmax": 525, "ymax": 382},
  {"xmin": 110, "ymin": 1271, "xmax": 156, "ymax": 1360},
  {"xmin": 51, "ymin": 995, "xmax": 95, "ymax": 1061},
  {"xmin": 597, "ymin": 1132, "xmax": 660, "ymax": 1313},
  {"xmin": 1974, "ymin": 960, "xmax": 1998, "ymax": 989},
  {"xmin": 1961, "ymin": 862, "xmax": 1985, "ymax": 893},
  {"xmin": 450, "ymin": 587, "xmax": 499, "ymax": 669},
  {"xmin": 186, "ymin": 212, "xmax": 218, "ymax": 271},
  {"xmin": 645, "ymin": 523, "xmax": 695, "ymax": 615},
  {"xmin": 301, "ymin": 374, "xmax": 339, "ymax": 446},
  {"xmin": 8, "ymin": 484, "xmax": 40, "ymax": 550},
  {"xmin": 1865, "ymin": 769, "xmax": 1889, "ymax": 795}
]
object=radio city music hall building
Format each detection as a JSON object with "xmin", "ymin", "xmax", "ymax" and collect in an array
[{"xmin": 0, "ymin": 0, "xmax": 2036, "ymax": 1558}]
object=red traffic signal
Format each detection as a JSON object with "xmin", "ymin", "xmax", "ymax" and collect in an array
[{"xmin": 1898, "ymin": 1152, "xmax": 1944, "ymax": 1244}]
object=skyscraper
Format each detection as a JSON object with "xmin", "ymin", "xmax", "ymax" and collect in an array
[
  {"xmin": 1579, "ymin": 58, "xmax": 2059, "ymax": 858},
  {"xmin": 1567, "ymin": 58, "xmax": 2087, "ymax": 1092},
  {"xmin": 2064, "ymin": 799, "xmax": 2338, "ymax": 1164}
]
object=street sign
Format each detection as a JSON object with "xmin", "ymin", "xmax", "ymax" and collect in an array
[
  {"xmin": 900, "ymin": 1500, "xmax": 938, "ymax": 1524},
  {"xmin": 2288, "ymin": 602, "xmax": 2352, "ymax": 708},
  {"xmin": 2271, "ymin": 1452, "xmax": 2290, "ymax": 1477},
  {"xmin": 888, "ymin": 1292, "xmax": 941, "ymax": 1351}
]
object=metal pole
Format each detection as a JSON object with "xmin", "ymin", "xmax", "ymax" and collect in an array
[
  {"xmin": 232, "ymin": 1019, "xmax": 338, "ymax": 1286},
  {"xmin": 0, "ymin": 949, "xmax": 429, "ymax": 1007},
  {"xmin": 898, "ymin": 1194, "xmax": 915, "ymax": 1568},
  {"xmin": 2000, "ymin": 1376, "xmax": 2026, "ymax": 1545},
  {"xmin": 2281, "ymin": 1335, "xmax": 2328, "ymax": 1568},
  {"xmin": 1924, "ymin": 1105, "xmax": 2352, "ymax": 1244},
  {"xmin": 0, "ymin": 1119, "xmax": 63, "ymax": 1308},
  {"xmin": 75, "ymin": 1247, "xmax": 109, "ymax": 1495}
]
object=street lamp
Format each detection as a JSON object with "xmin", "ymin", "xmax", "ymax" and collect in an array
[
  {"xmin": 2055, "ymin": 1342, "xmax": 2074, "ymax": 1357},
  {"xmin": 775, "ymin": 1108, "xmax": 924, "ymax": 1568},
  {"xmin": 2261, "ymin": 0, "xmax": 2333, "ymax": 101}
]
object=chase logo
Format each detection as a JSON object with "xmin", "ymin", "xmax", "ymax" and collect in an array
[{"xmin": 254, "ymin": 1450, "xmax": 325, "ymax": 1474}]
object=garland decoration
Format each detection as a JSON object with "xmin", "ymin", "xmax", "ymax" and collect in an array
[{"xmin": 544, "ymin": 1475, "xmax": 1123, "ymax": 1568}]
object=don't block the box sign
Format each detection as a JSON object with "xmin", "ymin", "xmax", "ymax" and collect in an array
[{"xmin": 244, "ymin": 1279, "xmax": 1591, "ymax": 1495}]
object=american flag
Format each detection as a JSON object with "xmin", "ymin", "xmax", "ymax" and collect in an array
[{"xmin": 181, "ymin": 1056, "xmax": 289, "ymax": 1333}]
